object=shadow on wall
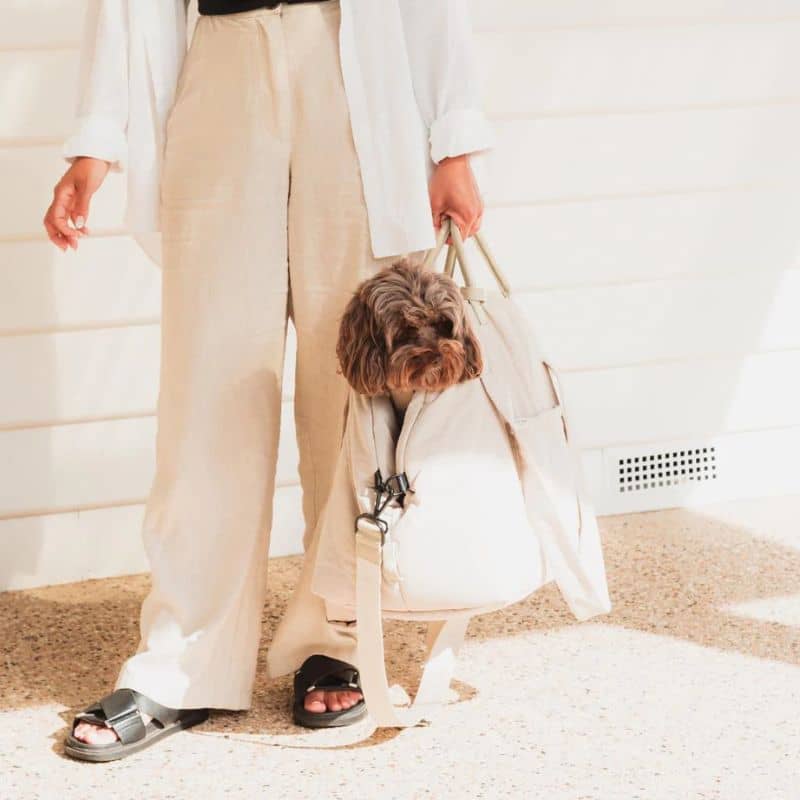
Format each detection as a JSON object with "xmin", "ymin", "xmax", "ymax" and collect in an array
[
  {"xmin": 0, "ymin": 504, "xmax": 797, "ymax": 740},
  {"xmin": 0, "ymin": 244, "xmax": 59, "ymax": 591},
  {"xmin": 0, "ymin": 237, "xmax": 157, "ymax": 593},
  {"xmin": 4, "ymin": 0, "xmax": 86, "ymax": 580}
]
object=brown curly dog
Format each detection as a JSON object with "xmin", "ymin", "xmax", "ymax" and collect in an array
[{"xmin": 335, "ymin": 258, "xmax": 484, "ymax": 418}]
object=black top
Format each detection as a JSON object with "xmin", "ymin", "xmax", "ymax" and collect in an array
[{"xmin": 199, "ymin": 0, "xmax": 330, "ymax": 15}]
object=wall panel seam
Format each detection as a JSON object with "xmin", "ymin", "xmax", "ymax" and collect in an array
[
  {"xmin": 0, "ymin": 478, "xmax": 303, "ymax": 523},
  {"xmin": 0, "ymin": 397, "xmax": 299, "ymax": 433},
  {"xmin": 474, "ymin": 16, "xmax": 800, "ymax": 34},
  {"xmin": 0, "ymin": 319, "xmax": 160, "ymax": 339},
  {"xmin": 513, "ymin": 267, "xmax": 800, "ymax": 295},
  {"xmin": 554, "ymin": 347, "xmax": 800, "ymax": 375},
  {"xmin": 585, "ymin": 421, "xmax": 800, "ymax": 453},
  {"xmin": 489, "ymin": 97, "xmax": 800, "ymax": 122}
]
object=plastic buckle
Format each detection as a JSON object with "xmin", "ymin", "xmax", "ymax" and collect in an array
[
  {"xmin": 104, "ymin": 705, "xmax": 140, "ymax": 729},
  {"xmin": 383, "ymin": 472, "xmax": 410, "ymax": 496},
  {"xmin": 373, "ymin": 469, "xmax": 409, "ymax": 497}
]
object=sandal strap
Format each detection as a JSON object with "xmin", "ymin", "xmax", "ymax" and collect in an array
[
  {"xmin": 294, "ymin": 655, "xmax": 362, "ymax": 697},
  {"xmin": 73, "ymin": 688, "xmax": 181, "ymax": 745}
]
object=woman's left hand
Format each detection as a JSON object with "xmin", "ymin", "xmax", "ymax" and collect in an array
[{"xmin": 429, "ymin": 154, "xmax": 483, "ymax": 242}]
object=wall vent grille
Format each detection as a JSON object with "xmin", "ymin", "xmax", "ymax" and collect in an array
[{"xmin": 617, "ymin": 446, "xmax": 717, "ymax": 493}]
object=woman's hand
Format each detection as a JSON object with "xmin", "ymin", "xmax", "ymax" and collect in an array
[
  {"xmin": 428, "ymin": 153, "xmax": 483, "ymax": 242},
  {"xmin": 43, "ymin": 156, "xmax": 111, "ymax": 251}
]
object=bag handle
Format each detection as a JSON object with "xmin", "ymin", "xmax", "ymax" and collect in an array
[{"xmin": 421, "ymin": 216, "xmax": 513, "ymax": 299}]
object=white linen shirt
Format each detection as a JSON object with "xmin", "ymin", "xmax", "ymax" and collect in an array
[{"xmin": 63, "ymin": 0, "xmax": 495, "ymax": 265}]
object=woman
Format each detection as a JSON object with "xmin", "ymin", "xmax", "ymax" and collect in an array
[{"xmin": 44, "ymin": 0, "xmax": 493, "ymax": 760}]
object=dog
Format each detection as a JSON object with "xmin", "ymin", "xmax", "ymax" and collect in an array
[{"xmin": 335, "ymin": 258, "xmax": 484, "ymax": 420}]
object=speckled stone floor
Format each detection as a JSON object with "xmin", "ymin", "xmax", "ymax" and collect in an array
[{"xmin": 1, "ymin": 495, "xmax": 798, "ymax": 800}]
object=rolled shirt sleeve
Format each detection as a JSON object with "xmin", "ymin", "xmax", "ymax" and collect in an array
[
  {"xmin": 62, "ymin": 0, "xmax": 129, "ymax": 172},
  {"xmin": 398, "ymin": 0, "xmax": 495, "ymax": 164}
]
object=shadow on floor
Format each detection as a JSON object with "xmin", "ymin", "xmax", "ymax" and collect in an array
[{"xmin": 1, "ymin": 506, "xmax": 798, "ymax": 744}]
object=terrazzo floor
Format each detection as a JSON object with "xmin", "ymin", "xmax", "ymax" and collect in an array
[{"xmin": 1, "ymin": 495, "xmax": 798, "ymax": 800}]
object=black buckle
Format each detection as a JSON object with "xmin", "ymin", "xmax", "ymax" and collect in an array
[
  {"xmin": 372, "ymin": 469, "xmax": 409, "ymax": 498},
  {"xmin": 353, "ymin": 470, "xmax": 411, "ymax": 544},
  {"xmin": 382, "ymin": 472, "xmax": 409, "ymax": 496}
]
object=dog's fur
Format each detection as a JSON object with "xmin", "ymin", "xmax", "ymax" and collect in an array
[{"xmin": 336, "ymin": 258, "xmax": 484, "ymax": 416}]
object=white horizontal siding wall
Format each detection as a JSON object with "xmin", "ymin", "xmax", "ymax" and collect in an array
[
  {"xmin": 468, "ymin": 0, "xmax": 800, "ymax": 515},
  {"xmin": 0, "ymin": 0, "xmax": 305, "ymax": 591},
  {"xmin": 2, "ymin": 1, "xmax": 799, "ymax": 589}
]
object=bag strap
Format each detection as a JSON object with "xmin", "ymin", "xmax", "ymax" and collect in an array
[
  {"xmin": 349, "ymin": 219, "xmax": 518, "ymax": 727},
  {"xmin": 421, "ymin": 217, "xmax": 514, "ymax": 300},
  {"xmin": 355, "ymin": 517, "xmax": 469, "ymax": 727}
]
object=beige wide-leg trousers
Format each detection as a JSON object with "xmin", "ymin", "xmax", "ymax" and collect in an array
[{"xmin": 114, "ymin": 0, "xmax": 414, "ymax": 710}]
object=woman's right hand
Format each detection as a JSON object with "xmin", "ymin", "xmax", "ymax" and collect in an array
[{"xmin": 43, "ymin": 156, "xmax": 111, "ymax": 251}]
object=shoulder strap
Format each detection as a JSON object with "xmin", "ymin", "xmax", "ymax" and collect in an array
[{"xmin": 355, "ymin": 517, "xmax": 469, "ymax": 727}]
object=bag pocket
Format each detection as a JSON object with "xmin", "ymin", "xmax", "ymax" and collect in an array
[{"xmin": 510, "ymin": 404, "xmax": 582, "ymax": 552}]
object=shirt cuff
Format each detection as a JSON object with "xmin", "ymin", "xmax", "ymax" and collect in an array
[
  {"xmin": 429, "ymin": 107, "xmax": 495, "ymax": 165},
  {"xmin": 62, "ymin": 115, "xmax": 127, "ymax": 173},
  {"xmin": 467, "ymin": 147, "xmax": 492, "ymax": 203}
]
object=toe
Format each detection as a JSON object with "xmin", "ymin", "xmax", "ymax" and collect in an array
[
  {"xmin": 301, "ymin": 688, "xmax": 363, "ymax": 715},
  {"xmin": 73, "ymin": 721, "xmax": 94, "ymax": 742},
  {"xmin": 325, "ymin": 692, "xmax": 343, "ymax": 712},
  {"xmin": 304, "ymin": 690, "xmax": 328, "ymax": 714},
  {"xmin": 344, "ymin": 690, "xmax": 362, "ymax": 709},
  {"xmin": 73, "ymin": 722, "xmax": 118, "ymax": 745}
]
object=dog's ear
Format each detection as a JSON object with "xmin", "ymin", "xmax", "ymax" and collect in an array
[
  {"xmin": 460, "ymin": 317, "xmax": 484, "ymax": 381},
  {"xmin": 336, "ymin": 291, "xmax": 387, "ymax": 396}
]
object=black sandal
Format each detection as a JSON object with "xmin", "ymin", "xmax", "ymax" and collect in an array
[
  {"xmin": 293, "ymin": 654, "xmax": 367, "ymax": 729},
  {"xmin": 64, "ymin": 688, "xmax": 209, "ymax": 762}
]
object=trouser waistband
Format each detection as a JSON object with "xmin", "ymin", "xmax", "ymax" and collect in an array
[{"xmin": 199, "ymin": 0, "xmax": 332, "ymax": 15}]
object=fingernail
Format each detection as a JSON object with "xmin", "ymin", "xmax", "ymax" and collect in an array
[{"xmin": 75, "ymin": 216, "xmax": 85, "ymax": 229}]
